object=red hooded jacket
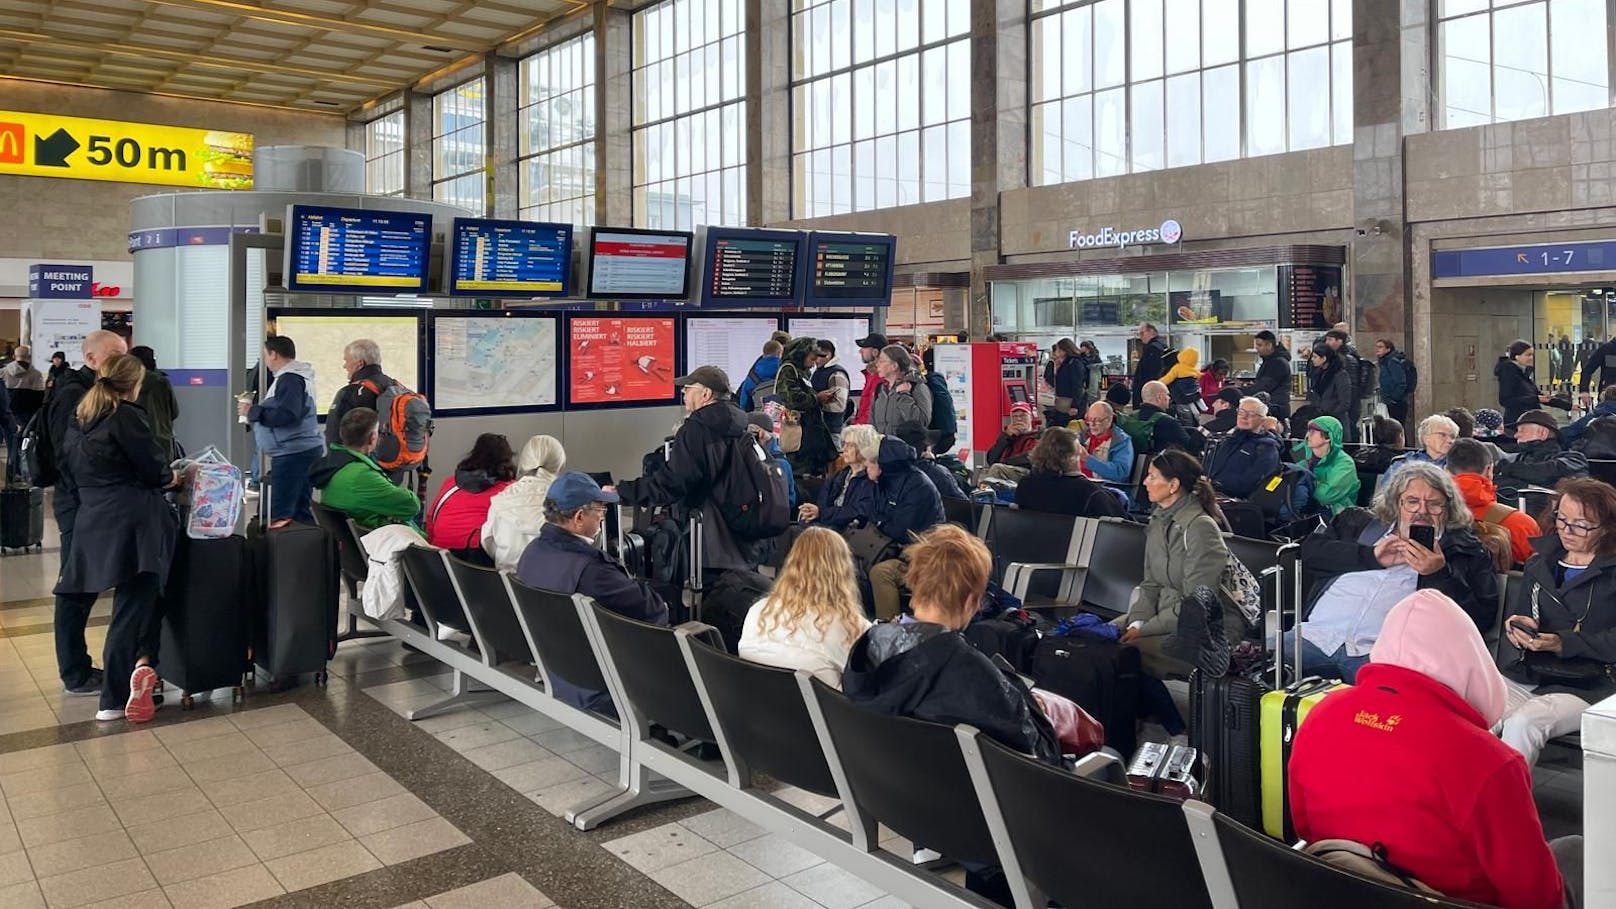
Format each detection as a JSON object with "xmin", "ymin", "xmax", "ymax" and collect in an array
[
  {"xmin": 853, "ymin": 367, "xmax": 881, "ymax": 425},
  {"xmin": 1288, "ymin": 590, "xmax": 1566, "ymax": 909},
  {"xmin": 426, "ymin": 471, "xmax": 513, "ymax": 551},
  {"xmin": 1453, "ymin": 471, "xmax": 1542, "ymax": 567}
]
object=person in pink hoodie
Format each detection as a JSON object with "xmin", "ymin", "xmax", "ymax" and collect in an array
[{"xmin": 1288, "ymin": 589, "xmax": 1582, "ymax": 909}]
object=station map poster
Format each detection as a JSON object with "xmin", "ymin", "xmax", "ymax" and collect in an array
[
  {"xmin": 685, "ymin": 317, "xmax": 781, "ymax": 397},
  {"xmin": 786, "ymin": 317, "xmax": 870, "ymax": 392},
  {"xmin": 433, "ymin": 316, "xmax": 559, "ymax": 412},
  {"xmin": 270, "ymin": 314, "xmax": 421, "ymax": 416},
  {"xmin": 569, "ymin": 316, "xmax": 678, "ymax": 406}
]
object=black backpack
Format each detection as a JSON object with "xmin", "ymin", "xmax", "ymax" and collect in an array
[
  {"xmin": 712, "ymin": 436, "xmax": 791, "ymax": 541},
  {"xmin": 925, "ymin": 371, "xmax": 956, "ymax": 436},
  {"xmin": 17, "ymin": 408, "xmax": 56, "ymax": 487},
  {"xmin": 1402, "ymin": 355, "xmax": 1418, "ymax": 394}
]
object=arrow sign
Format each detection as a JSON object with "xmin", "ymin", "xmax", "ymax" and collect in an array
[
  {"xmin": 1517, "ymin": 253, "xmax": 1529, "ymax": 263},
  {"xmin": 34, "ymin": 128, "xmax": 78, "ymax": 167}
]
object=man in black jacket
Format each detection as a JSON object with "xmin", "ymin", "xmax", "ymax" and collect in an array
[
  {"xmin": 1577, "ymin": 334, "xmax": 1616, "ymax": 403},
  {"xmin": 1324, "ymin": 328, "xmax": 1365, "ymax": 428},
  {"xmin": 45, "ymin": 330, "xmax": 127, "ymax": 695},
  {"xmin": 1136, "ymin": 381, "xmax": 1202, "ymax": 456},
  {"xmin": 1496, "ymin": 410, "xmax": 1589, "ymax": 491},
  {"xmin": 1250, "ymin": 331, "xmax": 1292, "ymax": 419},
  {"xmin": 1203, "ymin": 387, "xmax": 1244, "ymax": 436},
  {"xmin": 324, "ymin": 338, "xmax": 395, "ymax": 446},
  {"xmin": 617, "ymin": 365, "xmax": 761, "ymax": 574},
  {"xmin": 1132, "ymin": 323, "xmax": 1168, "ymax": 407},
  {"xmin": 518, "ymin": 472, "xmax": 668, "ymax": 711},
  {"xmin": 1206, "ymin": 397, "xmax": 1284, "ymax": 499}
]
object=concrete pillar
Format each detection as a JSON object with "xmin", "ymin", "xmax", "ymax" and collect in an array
[
  {"xmin": 596, "ymin": 3, "xmax": 634, "ymax": 227},
  {"xmin": 405, "ymin": 89, "xmax": 433, "ymax": 201},
  {"xmin": 751, "ymin": 0, "xmax": 792, "ymax": 225},
  {"xmin": 1350, "ymin": 0, "xmax": 1430, "ymax": 404},
  {"xmin": 487, "ymin": 54, "xmax": 519, "ymax": 218},
  {"xmin": 969, "ymin": 0, "xmax": 1028, "ymax": 338}
]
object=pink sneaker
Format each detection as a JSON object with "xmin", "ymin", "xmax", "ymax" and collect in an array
[{"xmin": 126, "ymin": 666, "xmax": 158, "ymax": 724}]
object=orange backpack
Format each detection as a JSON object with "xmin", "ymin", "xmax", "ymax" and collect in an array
[{"xmin": 359, "ymin": 378, "xmax": 432, "ymax": 471}]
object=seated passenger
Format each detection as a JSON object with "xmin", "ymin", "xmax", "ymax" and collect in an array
[
  {"xmin": 977, "ymin": 402, "xmax": 1043, "ymax": 485},
  {"xmin": 894, "ymin": 422, "xmax": 965, "ymax": 500},
  {"xmin": 309, "ymin": 407, "xmax": 422, "ymax": 532},
  {"xmin": 1496, "ymin": 409, "xmax": 1589, "ymax": 491},
  {"xmin": 1559, "ymin": 385, "xmax": 1616, "ymax": 444},
  {"xmin": 481, "ymin": 434, "xmax": 566, "ymax": 573},
  {"xmin": 865, "ymin": 436, "xmax": 947, "ymax": 620},
  {"xmin": 1474, "ymin": 407, "xmax": 1505, "ymax": 439},
  {"xmin": 1202, "ymin": 387, "xmax": 1244, "ymax": 436},
  {"xmin": 1289, "ymin": 589, "xmax": 1581, "ymax": 909},
  {"xmin": 1204, "ymin": 397, "xmax": 1283, "ymax": 499},
  {"xmin": 1353, "ymin": 415, "xmax": 1406, "ymax": 474},
  {"xmin": 517, "ymin": 472, "xmax": 669, "ymax": 711},
  {"xmin": 842, "ymin": 524, "xmax": 1060, "ymax": 764},
  {"xmin": 798, "ymin": 424, "xmax": 879, "ymax": 529},
  {"xmin": 1076, "ymin": 401, "xmax": 1135, "ymax": 484},
  {"xmin": 1384, "ymin": 414, "xmax": 1458, "ymax": 480},
  {"xmin": 1014, "ymin": 427, "xmax": 1125, "ymax": 518},
  {"xmin": 425, "ymin": 433, "xmax": 515, "ymax": 564},
  {"xmin": 739, "ymin": 527, "xmax": 870, "ymax": 687},
  {"xmin": 1123, "ymin": 380, "xmax": 1198, "ymax": 456},
  {"xmin": 1499, "ymin": 478, "xmax": 1616, "ymax": 768},
  {"xmin": 1447, "ymin": 406, "xmax": 1477, "ymax": 439},
  {"xmin": 1294, "ymin": 416, "xmax": 1361, "ymax": 515},
  {"xmin": 1282, "ymin": 462, "xmax": 1499, "ymax": 683},
  {"xmin": 1446, "ymin": 438, "xmax": 1539, "ymax": 568}
]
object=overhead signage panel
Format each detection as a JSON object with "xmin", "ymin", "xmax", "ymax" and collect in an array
[
  {"xmin": 0, "ymin": 109, "xmax": 253, "ymax": 190},
  {"xmin": 1432, "ymin": 240, "xmax": 1616, "ymax": 279}
]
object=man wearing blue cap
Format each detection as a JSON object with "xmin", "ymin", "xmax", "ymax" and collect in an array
[{"xmin": 517, "ymin": 471, "xmax": 669, "ymax": 710}]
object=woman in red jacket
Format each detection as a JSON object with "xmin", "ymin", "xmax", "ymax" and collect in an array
[
  {"xmin": 1288, "ymin": 589, "xmax": 1581, "ymax": 909},
  {"xmin": 426, "ymin": 433, "xmax": 516, "ymax": 565}
]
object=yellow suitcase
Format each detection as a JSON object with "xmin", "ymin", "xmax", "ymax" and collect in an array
[{"xmin": 1260, "ymin": 677, "xmax": 1348, "ymax": 840}]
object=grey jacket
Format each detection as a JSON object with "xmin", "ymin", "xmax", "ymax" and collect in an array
[
  {"xmin": 869, "ymin": 370, "xmax": 933, "ymax": 434},
  {"xmin": 1118, "ymin": 495, "xmax": 1229, "ymax": 638}
]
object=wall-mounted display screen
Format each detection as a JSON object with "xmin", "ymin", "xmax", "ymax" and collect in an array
[
  {"xmin": 431, "ymin": 314, "xmax": 559, "ymax": 413},
  {"xmin": 684, "ymin": 316, "xmax": 783, "ymax": 400},
  {"xmin": 447, "ymin": 218, "xmax": 572, "ymax": 297},
  {"xmin": 568, "ymin": 315, "xmax": 679, "ymax": 406},
  {"xmin": 284, "ymin": 205, "xmax": 432, "ymax": 294},
  {"xmin": 786, "ymin": 316, "xmax": 870, "ymax": 392},
  {"xmin": 805, "ymin": 232, "xmax": 895, "ymax": 306},
  {"xmin": 587, "ymin": 228, "xmax": 694, "ymax": 300},
  {"xmin": 269, "ymin": 312, "xmax": 422, "ymax": 415},
  {"xmin": 700, "ymin": 228, "xmax": 802, "ymax": 305}
]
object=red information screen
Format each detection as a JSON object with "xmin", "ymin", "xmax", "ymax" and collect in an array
[{"xmin": 569, "ymin": 316, "xmax": 678, "ymax": 406}]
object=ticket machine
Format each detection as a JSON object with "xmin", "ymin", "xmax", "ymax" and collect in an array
[{"xmin": 930, "ymin": 341, "xmax": 1041, "ymax": 465}]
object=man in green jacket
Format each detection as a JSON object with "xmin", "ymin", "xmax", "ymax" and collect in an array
[
  {"xmin": 1294, "ymin": 415, "xmax": 1361, "ymax": 515},
  {"xmin": 309, "ymin": 407, "xmax": 421, "ymax": 532}
]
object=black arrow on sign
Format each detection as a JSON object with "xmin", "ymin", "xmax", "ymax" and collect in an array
[{"xmin": 34, "ymin": 128, "xmax": 79, "ymax": 167}]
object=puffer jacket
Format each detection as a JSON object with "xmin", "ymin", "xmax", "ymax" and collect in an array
[
  {"xmin": 481, "ymin": 470, "xmax": 559, "ymax": 572},
  {"xmin": 869, "ymin": 437, "xmax": 944, "ymax": 544},
  {"xmin": 1495, "ymin": 439, "xmax": 1589, "ymax": 491},
  {"xmin": 1251, "ymin": 344, "xmax": 1293, "ymax": 418},
  {"xmin": 309, "ymin": 445, "xmax": 422, "ymax": 532},
  {"xmin": 1294, "ymin": 415, "xmax": 1361, "ymax": 515},
  {"xmin": 1160, "ymin": 347, "xmax": 1200, "ymax": 386},
  {"xmin": 1307, "ymin": 361, "xmax": 1353, "ymax": 425},
  {"xmin": 249, "ymin": 359, "xmax": 323, "ymax": 458},
  {"xmin": 425, "ymin": 468, "xmax": 513, "ymax": 552},
  {"xmin": 869, "ymin": 369, "xmax": 933, "ymax": 434},
  {"xmin": 1205, "ymin": 428, "xmax": 1283, "ymax": 499}
]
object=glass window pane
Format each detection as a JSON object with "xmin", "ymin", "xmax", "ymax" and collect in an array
[
  {"xmin": 1131, "ymin": 0, "xmax": 1164, "ymax": 81},
  {"xmin": 1063, "ymin": 94, "xmax": 1094, "ymax": 182},
  {"xmin": 853, "ymin": 66, "xmax": 876, "ymax": 139},
  {"xmin": 1131, "ymin": 80, "xmax": 1165, "ymax": 171},
  {"xmin": 1245, "ymin": 55, "xmax": 1286, "ymax": 156},
  {"xmin": 1493, "ymin": 3, "xmax": 1549, "ymax": 122},
  {"xmin": 874, "ymin": 0, "xmax": 895, "ymax": 58},
  {"xmin": 922, "ymin": 46, "xmax": 947, "ymax": 125},
  {"xmin": 923, "ymin": 123, "xmax": 948, "ymax": 201},
  {"xmin": 1287, "ymin": 47, "xmax": 1331, "ymax": 150},
  {"xmin": 1550, "ymin": 0, "xmax": 1609, "ymax": 114},
  {"xmin": 1166, "ymin": 72, "xmax": 1201, "ymax": 168},
  {"xmin": 1034, "ymin": 101, "xmax": 1062, "ymax": 185},
  {"xmin": 831, "ymin": 0, "xmax": 851, "ymax": 71},
  {"xmin": 1165, "ymin": 0, "xmax": 1200, "ymax": 74},
  {"xmin": 1203, "ymin": 0, "xmax": 1239, "ymax": 65},
  {"xmin": 1203, "ymin": 64, "xmax": 1241, "ymax": 162},
  {"xmin": 1063, "ymin": 7, "xmax": 1092, "ymax": 95},
  {"xmin": 1034, "ymin": 18, "xmax": 1061, "ymax": 103},
  {"xmin": 1094, "ymin": 0, "xmax": 1126, "ymax": 88},
  {"xmin": 1094, "ymin": 87, "xmax": 1127, "ymax": 177},
  {"xmin": 896, "ymin": 54, "xmax": 919, "ymax": 130},
  {"xmin": 1331, "ymin": 40, "xmax": 1353, "ymax": 145},
  {"xmin": 1331, "ymin": 0, "xmax": 1351, "ymax": 41},
  {"xmin": 1439, "ymin": 0, "xmax": 1487, "ymax": 14},
  {"xmin": 895, "ymin": 0, "xmax": 919, "ymax": 51},
  {"xmin": 1247, "ymin": 0, "xmax": 1285, "ymax": 57},
  {"xmin": 1440, "ymin": 15, "xmax": 1493, "ymax": 127},
  {"xmin": 897, "ymin": 130, "xmax": 920, "ymax": 204},
  {"xmin": 947, "ymin": 39, "xmax": 970, "ymax": 121},
  {"xmin": 853, "ymin": 0, "xmax": 875, "ymax": 63},
  {"xmin": 1288, "ymin": 0, "xmax": 1329, "ymax": 48},
  {"xmin": 831, "ymin": 72, "xmax": 852, "ymax": 145}
]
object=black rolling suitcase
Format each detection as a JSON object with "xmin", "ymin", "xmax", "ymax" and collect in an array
[
  {"xmin": 250, "ymin": 520, "xmax": 340, "ymax": 686},
  {"xmin": 701, "ymin": 569, "xmax": 772, "ymax": 653},
  {"xmin": 1, "ymin": 485, "xmax": 44, "ymax": 553},
  {"xmin": 160, "ymin": 534, "xmax": 253, "ymax": 708},
  {"xmin": 1188, "ymin": 670, "xmax": 1263, "ymax": 827},
  {"xmin": 1030, "ymin": 636, "xmax": 1142, "ymax": 759}
]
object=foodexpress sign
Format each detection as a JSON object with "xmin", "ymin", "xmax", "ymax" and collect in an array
[{"xmin": 1068, "ymin": 219, "xmax": 1183, "ymax": 250}]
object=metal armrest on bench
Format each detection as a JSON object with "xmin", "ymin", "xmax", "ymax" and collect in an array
[{"xmin": 1003, "ymin": 562, "xmax": 1083, "ymax": 605}]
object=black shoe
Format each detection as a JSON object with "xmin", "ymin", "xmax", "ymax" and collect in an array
[{"xmin": 64, "ymin": 668, "xmax": 104, "ymax": 696}]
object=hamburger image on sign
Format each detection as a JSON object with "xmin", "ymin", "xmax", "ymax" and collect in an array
[{"xmin": 196, "ymin": 131, "xmax": 254, "ymax": 190}]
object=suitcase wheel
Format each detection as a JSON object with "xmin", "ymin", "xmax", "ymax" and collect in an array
[
  {"xmin": 232, "ymin": 685, "xmax": 245, "ymax": 704},
  {"xmin": 314, "ymin": 670, "xmax": 328, "ymax": 688},
  {"xmin": 180, "ymin": 694, "xmax": 195, "ymax": 710}
]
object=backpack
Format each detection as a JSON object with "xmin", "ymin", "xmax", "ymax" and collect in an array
[
  {"xmin": 1167, "ymin": 375, "xmax": 1201, "ymax": 406},
  {"xmin": 1248, "ymin": 463, "xmax": 1316, "ymax": 523},
  {"xmin": 1475, "ymin": 501, "xmax": 1518, "ymax": 571},
  {"xmin": 925, "ymin": 371, "xmax": 956, "ymax": 436},
  {"xmin": 712, "ymin": 435, "xmax": 791, "ymax": 541},
  {"xmin": 1117, "ymin": 410, "xmax": 1167, "ymax": 451},
  {"xmin": 360, "ymin": 379, "xmax": 432, "ymax": 471},
  {"xmin": 17, "ymin": 408, "xmax": 54, "ymax": 487},
  {"xmin": 743, "ymin": 359, "xmax": 777, "ymax": 407}
]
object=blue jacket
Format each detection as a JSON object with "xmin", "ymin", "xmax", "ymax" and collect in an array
[
  {"xmin": 816, "ymin": 466, "xmax": 878, "ymax": 529},
  {"xmin": 1206, "ymin": 429, "xmax": 1283, "ymax": 499},
  {"xmin": 1384, "ymin": 448, "xmax": 1446, "ymax": 483},
  {"xmin": 1080, "ymin": 425, "xmax": 1135, "ymax": 484},
  {"xmin": 249, "ymin": 360, "xmax": 323, "ymax": 457},
  {"xmin": 1560, "ymin": 401, "xmax": 1616, "ymax": 444},
  {"xmin": 518, "ymin": 523, "xmax": 669, "ymax": 627},
  {"xmin": 767, "ymin": 437, "xmax": 797, "ymax": 509},
  {"xmin": 737, "ymin": 355, "xmax": 782, "ymax": 411},
  {"xmin": 871, "ymin": 437, "xmax": 945, "ymax": 544},
  {"xmin": 1378, "ymin": 350, "xmax": 1410, "ymax": 405}
]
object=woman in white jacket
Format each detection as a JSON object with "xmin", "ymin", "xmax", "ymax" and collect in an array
[
  {"xmin": 739, "ymin": 527, "xmax": 870, "ymax": 688},
  {"xmin": 482, "ymin": 435, "xmax": 566, "ymax": 572}
]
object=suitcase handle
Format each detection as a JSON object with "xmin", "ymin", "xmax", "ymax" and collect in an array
[{"xmin": 1273, "ymin": 540, "xmax": 1303, "ymax": 689}]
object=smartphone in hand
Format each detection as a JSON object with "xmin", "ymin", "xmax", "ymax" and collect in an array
[
  {"xmin": 1510, "ymin": 618, "xmax": 1541, "ymax": 639},
  {"xmin": 1408, "ymin": 524, "xmax": 1436, "ymax": 549}
]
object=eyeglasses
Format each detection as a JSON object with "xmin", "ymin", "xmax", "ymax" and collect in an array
[
  {"xmin": 1428, "ymin": 431, "xmax": 1456, "ymax": 440},
  {"xmin": 1398, "ymin": 496, "xmax": 1448, "ymax": 514},
  {"xmin": 1237, "ymin": 409, "xmax": 1264, "ymax": 418},
  {"xmin": 1555, "ymin": 514, "xmax": 1601, "ymax": 536}
]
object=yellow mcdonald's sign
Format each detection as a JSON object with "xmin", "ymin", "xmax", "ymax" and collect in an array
[{"xmin": 0, "ymin": 110, "xmax": 252, "ymax": 190}]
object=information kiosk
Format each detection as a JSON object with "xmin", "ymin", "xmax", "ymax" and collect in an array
[{"xmin": 930, "ymin": 341, "xmax": 1042, "ymax": 465}]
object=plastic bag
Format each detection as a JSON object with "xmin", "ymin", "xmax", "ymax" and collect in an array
[{"xmin": 179, "ymin": 445, "xmax": 243, "ymax": 540}]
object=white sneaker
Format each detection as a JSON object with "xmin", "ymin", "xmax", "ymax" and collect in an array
[{"xmin": 95, "ymin": 709, "xmax": 123, "ymax": 721}]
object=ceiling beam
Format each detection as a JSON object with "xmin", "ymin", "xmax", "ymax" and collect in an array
[{"xmin": 138, "ymin": 0, "xmax": 489, "ymax": 52}]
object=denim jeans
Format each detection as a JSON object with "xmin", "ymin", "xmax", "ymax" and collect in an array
[
  {"xmin": 267, "ymin": 447, "xmax": 321, "ymax": 524},
  {"xmin": 1279, "ymin": 629, "xmax": 1372, "ymax": 683}
]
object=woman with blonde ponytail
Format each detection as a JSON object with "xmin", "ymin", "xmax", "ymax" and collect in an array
[{"xmin": 55, "ymin": 353, "xmax": 179, "ymax": 724}]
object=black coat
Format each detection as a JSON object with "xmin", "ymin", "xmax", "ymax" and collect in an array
[
  {"xmin": 1494, "ymin": 357, "xmax": 1541, "ymax": 426},
  {"xmin": 1049, "ymin": 356, "xmax": 1085, "ymax": 406},
  {"xmin": 618, "ymin": 400, "xmax": 759, "ymax": 572},
  {"xmin": 1250, "ymin": 346, "xmax": 1293, "ymax": 418},
  {"xmin": 870, "ymin": 439, "xmax": 945, "ymax": 544},
  {"xmin": 1307, "ymin": 362, "xmax": 1353, "ymax": 426},
  {"xmin": 1503, "ymin": 536, "xmax": 1616, "ymax": 701},
  {"xmin": 1137, "ymin": 403, "xmax": 1197, "ymax": 455},
  {"xmin": 1015, "ymin": 470, "xmax": 1126, "ymax": 518},
  {"xmin": 1205, "ymin": 429, "xmax": 1284, "ymax": 499},
  {"xmin": 1495, "ymin": 439, "xmax": 1589, "ymax": 490},
  {"xmin": 1578, "ymin": 339, "xmax": 1616, "ymax": 393},
  {"xmin": 516, "ymin": 523, "xmax": 668, "ymax": 626},
  {"xmin": 45, "ymin": 365, "xmax": 96, "ymax": 525},
  {"xmin": 1133, "ymin": 336, "xmax": 1169, "ymax": 406},
  {"xmin": 325, "ymin": 363, "xmax": 394, "ymax": 445},
  {"xmin": 842, "ymin": 622, "xmax": 1060, "ymax": 766},
  {"xmin": 55, "ymin": 402, "xmax": 178, "ymax": 594}
]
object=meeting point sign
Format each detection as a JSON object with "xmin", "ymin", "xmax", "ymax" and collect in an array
[{"xmin": 0, "ymin": 110, "xmax": 253, "ymax": 190}]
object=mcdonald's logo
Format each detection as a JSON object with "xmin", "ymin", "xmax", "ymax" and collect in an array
[{"xmin": 0, "ymin": 122, "xmax": 22, "ymax": 164}]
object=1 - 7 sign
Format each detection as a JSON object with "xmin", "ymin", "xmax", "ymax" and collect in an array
[{"xmin": 0, "ymin": 109, "xmax": 253, "ymax": 190}]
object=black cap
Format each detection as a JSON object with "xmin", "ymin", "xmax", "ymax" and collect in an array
[
  {"xmin": 673, "ymin": 365, "xmax": 732, "ymax": 398},
  {"xmin": 855, "ymin": 332, "xmax": 888, "ymax": 351},
  {"xmin": 1510, "ymin": 409, "xmax": 1559, "ymax": 435},
  {"xmin": 1215, "ymin": 387, "xmax": 1243, "ymax": 408}
]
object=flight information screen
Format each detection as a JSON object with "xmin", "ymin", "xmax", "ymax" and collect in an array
[
  {"xmin": 703, "ymin": 230, "xmax": 800, "ymax": 304},
  {"xmin": 285, "ymin": 205, "xmax": 432, "ymax": 293},
  {"xmin": 448, "ymin": 218, "xmax": 572, "ymax": 297},
  {"xmin": 587, "ymin": 228, "xmax": 693, "ymax": 299},
  {"xmin": 808, "ymin": 234, "xmax": 894, "ymax": 303}
]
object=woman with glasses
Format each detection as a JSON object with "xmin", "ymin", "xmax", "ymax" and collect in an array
[
  {"xmin": 1384, "ymin": 413, "xmax": 1460, "ymax": 481},
  {"xmin": 1499, "ymin": 478, "xmax": 1616, "ymax": 767}
]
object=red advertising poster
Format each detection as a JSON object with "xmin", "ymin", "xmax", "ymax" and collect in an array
[{"xmin": 569, "ymin": 316, "xmax": 677, "ymax": 405}]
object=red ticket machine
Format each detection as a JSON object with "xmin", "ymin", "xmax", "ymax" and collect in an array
[{"xmin": 931, "ymin": 341, "xmax": 1041, "ymax": 465}]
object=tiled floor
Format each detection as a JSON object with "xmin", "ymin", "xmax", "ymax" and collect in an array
[{"xmin": 391, "ymin": 872, "xmax": 556, "ymax": 908}]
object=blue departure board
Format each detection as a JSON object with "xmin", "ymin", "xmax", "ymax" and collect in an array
[
  {"xmin": 699, "ymin": 227, "xmax": 803, "ymax": 305},
  {"xmin": 284, "ymin": 205, "xmax": 432, "ymax": 294},
  {"xmin": 448, "ymin": 218, "xmax": 574, "ymax": 297}
]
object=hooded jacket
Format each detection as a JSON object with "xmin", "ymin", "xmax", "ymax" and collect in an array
[
  {"xmin": 737, "ymin": 354, "xmax": 782, "ymax": 411},
  {"xmin": 617, "ymin": 399, "xmax": 759, "ymax": 572},
  {"xmin": 814, "ymin": 464, "xmax": 878, "ymax": 529},
  {"xmin": 1160, "ymin": 347, "xmax": 1200, "ymax": 386},
  {"xmin": 1495, "ymin": 438, "xmax": 1589, "ymax": 491},
  {"xmin": 1132, "ymin": 334, "xmax": 1169, "ymax": 406},
  {"xmin": 481, "ymin": 469, "xmax": 560, "ymax": 572},
  {"xmin": 1292, "ymin": 416, "xmax": 1361, "ymax": 515},
  {"xmin": 1378, "ymin": 349, "xmax": 1411, "ymax": 405},
  {"xmin": 426, "ymin": 468, "xmax": 514, "ymax": 552},
  {"xmin": 1289, "ymin": 590, "xmax": 1567, "ymax": 909},
  {"xmin": 869, "ymin": 369, "xmax": 933, "ymax": 434},
  {"xmin": 1015, "ymin": 469, "xmax": 1126, "ymax": 519},
  {"xmin": 44, "ymin": 365, "xmax": 96, "ymax": 525},
  {"xmin": 1306, "ymin": 358, "xmax": 1353, "ymax": 426},
  {"xmin": 1562, "ymin": 401, "xmax": 1616, "ymax": 445},
  {"xmin": 54, "ymin": 401, "xmax": 178, "ymax": 595},
  {"xmin": 1503, "ymin": 534, "xmax": 1616, "ymax": 702},
  {"xmin": 841, "ymin": 621, "xmax": 1061, "ymax": 765},
  {"xmin": 1495, "ymin": 356, "xmax": 1542, "ymax": 426},
  {"xmin": 309, "ymin": 444, "xmax": 422, "ymax": 532},
  {"xmin": 870, "ymin": 437, "xmax": 945, "ymax": 545},
  {"xmin": 1205, "ymin": 428, "xmax": 1283, "ymax": 499},
  {"xmin": 249, "ymin": 359, "xmax": 323, "ymax": 458},
  {"xmin": 987, "ymin": 427, "xmax": 1043, "ymax": 466},
  {"xmin": 1250, "ymin": 344, "xmax": 1293, "ymax": 417},
  {"xmin": 135, "ymin": 367, "xmax": 180, "ymax": 461},
  {"xmin": 1453, "ymin": 473, "xmax": 1540, "ymax": 567},
  {"xmin": 1117, "ymin": 493, "xmax": 1230, "ymax": 641}
]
